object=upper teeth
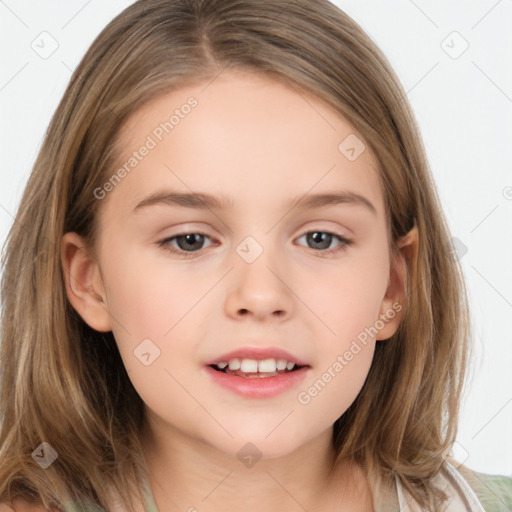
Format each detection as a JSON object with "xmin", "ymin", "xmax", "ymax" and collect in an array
[{"xmin": 216, "ymin": 358, "xmax": 296, "ymax": 372}]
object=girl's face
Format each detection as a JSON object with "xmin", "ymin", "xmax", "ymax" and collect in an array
[{"xmin": 64, "ymin": 70, "xmax": 406, "ymax": 460}]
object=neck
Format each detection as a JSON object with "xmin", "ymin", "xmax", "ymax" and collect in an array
[{"xmin": 139, "ymin": 410, "xmax": 371, "ymax": 512}]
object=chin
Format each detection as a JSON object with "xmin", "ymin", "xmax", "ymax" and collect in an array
[{"xmin": 213, "ymin": 432, "xmax": 304, "ymax": 463}]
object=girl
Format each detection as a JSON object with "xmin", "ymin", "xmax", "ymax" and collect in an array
[{"xmin": 0, "ymin": 0, "xmax": 510, "ymax": 511}]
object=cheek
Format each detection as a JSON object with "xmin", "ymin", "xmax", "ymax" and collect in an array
[
  {"xmin": 101, "ymin": 244, "xmax": 208, "ymax": 337},
  {"xmin": 99, "ymin": 245, "xmax": 214, "ymax": 385},
  {"xmin": 295, "ymin": 270, "xmax": 382, "ymax": 424},
  {"xmin": 292, "ymin": 251, "xmax": 388, "ymax": 416},
  {"xmin": 300, "ymin": 252, "xmax": 389, "ymax": 343}
]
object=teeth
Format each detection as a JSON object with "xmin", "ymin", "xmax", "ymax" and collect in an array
[
  {"xmin": 258, "ymin": 359, "xmax": 276, "ymax": 372},
  {"xmin": 240, "ymin": 359, "xmax": 258, "ymax": 372},
  {"xmin": 228, "ymin": 359, "xmax": 241, "ymax": 370},
  {"xmin": 218, "ymin": 357, "xmax": 297, "ymax": 373},
  {"xmin": 276, "ymin": 359, "xmax": 287, "ymax": 370}
]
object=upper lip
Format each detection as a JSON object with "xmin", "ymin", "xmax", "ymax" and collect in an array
[{"xmin": 205, "ymin": 347, "xmax": 310, "ymax": 367}]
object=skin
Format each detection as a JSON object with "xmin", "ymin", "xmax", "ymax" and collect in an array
[{"xmin": 61, "ymin": 69, "xmax": 417, "ymax": 512}]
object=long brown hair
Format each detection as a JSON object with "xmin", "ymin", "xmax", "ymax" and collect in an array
[{"xmin": 0, "ymin": 0, "xmax": 472, "ymax": 510}]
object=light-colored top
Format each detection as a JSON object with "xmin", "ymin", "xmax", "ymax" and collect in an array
[{"xmin": 395, "ymin": 460, "xmax": 485, "ymax": 512}]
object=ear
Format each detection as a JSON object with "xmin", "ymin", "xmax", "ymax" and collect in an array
[
  {"xmin": 375, "ymin": 225, "xmax": 418, "ymax": 341},
  {"xmin": 60, "ymin": 232, "xmax": 112, "ymax": 332}
]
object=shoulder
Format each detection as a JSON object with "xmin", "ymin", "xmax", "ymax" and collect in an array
[{"xmin": 446, "ymin": 457, "xmax": 512, "ymax": 511}]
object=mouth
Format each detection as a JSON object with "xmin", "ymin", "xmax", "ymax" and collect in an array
[
  {"xmin": 203, "ymin": 347, "xmax": 311, "ymax": 397},
  {"xmin": 208, "ymin": 361, "xmax": 309, "ymax": 378},
  {"xmin": 204, "ymin": 361, "xmax": 311, "ymax": 399}
]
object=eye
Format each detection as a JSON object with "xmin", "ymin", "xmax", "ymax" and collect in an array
[
  {"xmin": 157, "ymin": 232, "xmax": 215, "ymax": 258},
  {"xmin": 296, "ymin": 231, "xmax": 353, "ymax": 256},
  {"xmin": 157, "ymin": 230, "xmax": 353, "ymax": 258}
]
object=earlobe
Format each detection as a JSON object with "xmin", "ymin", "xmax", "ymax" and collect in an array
[
  {"xmin": 376, "ymin": 225, "xmax": 418, "ymax": 341},
  {"xmin": 60, "ymin": 232, "xmax": 112, "ymax": 332}
]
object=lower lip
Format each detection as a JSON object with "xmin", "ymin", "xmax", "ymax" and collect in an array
[{"xmin": 204, "ymin": 365, "xmax": 311, "ymax": 399}]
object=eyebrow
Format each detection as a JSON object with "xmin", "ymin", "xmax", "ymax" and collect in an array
[{"xmin": 133, "ymin": 189, "xmax": 377, "ymax": 215}]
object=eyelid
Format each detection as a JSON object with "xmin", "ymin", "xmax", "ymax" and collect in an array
[{"xmin": 155, "ymin": 223, "xmax": 349, "ymax": 244}]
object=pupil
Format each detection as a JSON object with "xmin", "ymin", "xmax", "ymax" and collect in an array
[
  {"xmin": 178, "ymin": 233, "xmax": 204, "ymax": 251},
  {"xmin": 308, "ymin": 232, "xmax": 331, "ymax": 250}
]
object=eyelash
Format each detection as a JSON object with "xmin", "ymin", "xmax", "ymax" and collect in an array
[{"xmin": 156, "ymin": 230, "xmax": 353, "ymax": 258}]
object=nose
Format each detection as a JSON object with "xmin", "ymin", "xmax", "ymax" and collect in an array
[{"xmin": 224, "ymin": 248, "xmax": 295, "ymax": 322}]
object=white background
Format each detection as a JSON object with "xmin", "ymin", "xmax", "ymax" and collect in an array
[{"xmin": 0, "ymin": 0, "xmax": 510, "ymax": 476}]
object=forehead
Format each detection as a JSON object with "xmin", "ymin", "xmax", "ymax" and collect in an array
[{"xmin": 106, "ymin": 70, "xmax": 384, "ymax": 218}]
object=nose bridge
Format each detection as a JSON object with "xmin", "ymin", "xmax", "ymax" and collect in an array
[{"xmin": 225, "ymin": 231, "xmax": 294, "ymax": 319}]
